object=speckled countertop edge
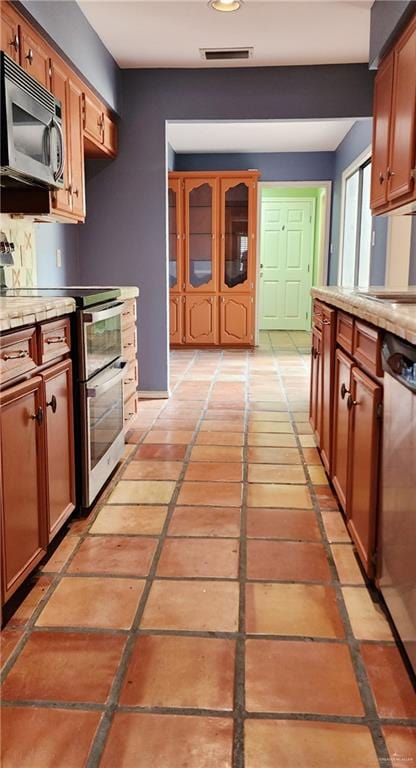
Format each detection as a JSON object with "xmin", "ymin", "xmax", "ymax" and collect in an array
[
  {"xmin": 311, "ymin": 287, "xmax": 416, "ymax": 345},
  {"xmin": 0, "ymin": 297, "xmax": 76, "ymax": 333}
]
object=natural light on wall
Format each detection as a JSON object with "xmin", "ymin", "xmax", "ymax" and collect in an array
[{"xmin": 341, "ymin": 160, "xmax": 372, "ymax": 288}]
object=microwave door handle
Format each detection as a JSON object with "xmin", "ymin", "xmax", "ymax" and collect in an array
[
  {"xmin": 83, "ymin": 303, "xmax": 123, "ymax": 323},
  {"xmin": 87, "ymin": 361, "xmax": 127, "ymax": 398},
  {"xmin": 52, "ymin": 118, "xmax": 65, "ymax": 182}
]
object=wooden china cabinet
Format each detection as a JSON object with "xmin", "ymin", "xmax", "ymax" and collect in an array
[{"xmin": 168, "ymin": 171, "xmax": 259, "ymax": 347}]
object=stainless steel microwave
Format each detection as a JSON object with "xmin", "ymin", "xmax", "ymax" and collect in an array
[{"xmin": 0, "ymin": 52, "xmax": 64, "ymax": 189}]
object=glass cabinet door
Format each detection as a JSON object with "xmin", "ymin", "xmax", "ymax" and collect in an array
[
  {"xmin": 220, "ymin": 178, "xmax": 253, "ymax": 292},
  {"xmin": 168, "ymin": 179, "xmax": 182, "ymax": 292},
  {"xmin": 185, "ymin": 178, "xmax": 217, "ymax": 292}
]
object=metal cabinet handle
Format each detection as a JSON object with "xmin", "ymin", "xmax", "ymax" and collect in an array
[
  {"xmin": 347, "ymin": 395, "xmax": 359, "ymax": 411},
  {"xmin": 30, "ymin": 406, "xmax": 43, "ymax": 425},
  {"xmin": 387, "ymin": 168, "xmax": 395, "ymax": 179},
  {"xmin": 46, "ymin": 336, "xmax": 65, "ymax": 344},
  {"xmin": 10, "ymin": 34, "xmax": 19, "ymax": 52},
  {"xmin": 124, "ymin": 342, "xmax": 134, "ymax": 347},
  {"xmin": 25, "ymin": 48, "xmax": 33, "ymax": 64},
  {"xmin": 125, "ymin": 377, "xmax": 135, "ymax": 384},
  {"xmin": 340, "ymin": 383, "xmax": 350, "ymax": 400},
  {"xmin": 379, "ymin": 172, "xmax": 384, "ymax": 184},
  {"xmin": 322, "ymin": 318, "xmax": 331, "ymax": 325},
  {"xmin": 46, "ymin": 395, "xmax": 57, "ymax": 413},
  {"xmin": 3, "ymin": 349, "xmax": 28, "ymax": 360}
]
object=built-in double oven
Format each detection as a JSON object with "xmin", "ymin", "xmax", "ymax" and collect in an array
[{"xmin": 77, "ymin": 296, "xmax": 126, "ymax": 508}]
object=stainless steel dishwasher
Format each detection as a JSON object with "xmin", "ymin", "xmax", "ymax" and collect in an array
[{"xmin": 379, "ymin": 333, "xmax": 416, "ymax": 675}]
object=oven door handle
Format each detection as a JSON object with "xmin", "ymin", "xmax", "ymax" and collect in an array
[
  {"xmin": 86, "ymin": 360, "xmax": 127, "ymax": 398},
  {"xmin": 82, "ymin": 302, "xmax": 124, "ymax": 324}
]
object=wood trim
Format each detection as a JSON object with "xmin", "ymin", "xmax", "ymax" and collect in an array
[
  {"xmin": 169, "ymin": 170, "xmax": 260, "ymax": 180},
  {"xmin": 168, "ymin": 177, "xmax": 183, "ymax": 293}
]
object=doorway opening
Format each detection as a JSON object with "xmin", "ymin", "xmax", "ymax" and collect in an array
[{"xmin": 256, "ymin": 182, "xmax": 330, "ymax": 337}]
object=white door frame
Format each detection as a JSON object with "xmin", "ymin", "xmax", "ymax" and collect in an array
[
  {"xmin": 255, "ymin": 180, "xmax": 332, "ymax": 344},
  {"xmin": 337, "ymin": 145, "xmax": 371, "ymax": 287}
]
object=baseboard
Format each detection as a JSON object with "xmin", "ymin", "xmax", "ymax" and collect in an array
[{"xmin": 138, "ymin": 390, "xmax": 170, "ymax": 399}]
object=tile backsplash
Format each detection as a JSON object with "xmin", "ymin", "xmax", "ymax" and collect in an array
[{"xmin": 0, "ymin": 215, "xmax": 37, "ymax": 289}]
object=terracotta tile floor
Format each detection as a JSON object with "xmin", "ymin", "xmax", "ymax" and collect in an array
[{"xmin": 1, "ymin": 332, "xmax": 416, "ymax": 768}]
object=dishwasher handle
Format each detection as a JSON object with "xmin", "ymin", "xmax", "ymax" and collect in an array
[{"xmin": 382, "ymin": 333, "xmax": 416, "ymax": 393}]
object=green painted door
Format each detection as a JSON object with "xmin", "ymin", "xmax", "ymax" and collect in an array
[{"xmin": 260, "ymin": 199, "xmax": 314, "ymax": 330}]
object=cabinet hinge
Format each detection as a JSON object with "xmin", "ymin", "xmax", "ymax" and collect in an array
[
  {"xmin": 307, "ymin": 264, "xmax": 310, "ymax": 273},
  {"xmin": 376, "ymin": 402, "xmax": 383, "ymax": 419},
  {"xmin": 411, "ymin": 168, "xmax": 416, "ymax": 181},
  {"xmin": 182, "ymin": 336, "xmax": 186, "ymax": 342},
  {"xmin": 306, "ymin": 311, "xmax": 309, "ymax": 319}
]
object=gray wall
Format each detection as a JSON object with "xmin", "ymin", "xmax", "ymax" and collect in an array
[
  {"xmin": 174, "ymin": 152, "xmax": 334, "ymax": 181},
  {"xmin": 36, "ymin": 223, "xmax": 80, "ymax": 286},
  {"xmin": 18, "ymin": 0, "xmax": 120, "ymax": 111},
  {"xmin": 369, "ymin": 1, "xmax": 416, "ymax": 68},
  {"xmin": 78, "ymin": 65, "xmax": 374, "ymax": 391},
  {"xmin": 329, "ymin": 119, "xmax": 388, "ymax": 286}
]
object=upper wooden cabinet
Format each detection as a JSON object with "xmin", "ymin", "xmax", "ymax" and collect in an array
[
  {"xmin": 0, "ymin": 1, "xmax": 117, "ymax": 221},
  {"xmin": 371, "ymin": 12, "xmax": 416, "ymax": 213},
  {"xmin": 169, "ymin": 171, "xmax": 259, "ymax": 347}
]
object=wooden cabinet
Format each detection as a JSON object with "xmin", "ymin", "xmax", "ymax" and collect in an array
[
  {"xmin": 371, "ymin": 12, "xmax": 416, "ymax": 213},
  {"xmin": 332, "ymin": 348, "xmax": 353, "ymax": 512},
  {"xmin": 169, "ymin": 171, "xmax": 259, "ymax": 347},
  {"xmin": 170, "ymin": 295, "xmax": 183, "ymax": 344},
  {"xmin": 220, "ymin": 295, "xmax": 253, "ymax": 345},
  {"xmin": 121, "ymin": 299, "xmax": 139, "ymax": 430},
  {"xmin": 83, "ymin": 91, "xmax": 118, "ymax": 159},
  {"xmin": 185, "ymin": 295, "xmax": 218, "ymax": 345},
  {"xmin": 0, "ymin": 377, "xmax": 47, "ymax": 604},
  {"xmin": 320, "ymin": 304, "xmax": 336, "ymax": 474},
  {"xmin": 347, "ymin": 367, "xmax": 382, "ymax": 577},
  {"xmin": 49, "ymin": 59, "xmax": 72, "ymax": 217},
  {"xmin": 67, "ymin": 78, "xmax": 85, "ymax": 219},
  {"xmin": 19, "ymin": 23, "xmax": 50, "ymax": 88},
  {"xmin": 0, "ymin": 3, "xmax": 20, "ymax": 62},
  {"xmin": 309, "ymin": 326, "xmax": 322, "ymax": 443},
  {"xmin": 42, "ymin": 360, "xmax": 75, "ymax": 540}
]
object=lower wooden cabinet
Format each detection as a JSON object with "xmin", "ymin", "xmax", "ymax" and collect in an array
[
  {"xmin": 346, "ymin": 366, "xmax": 382, "ymax": 578},
  {"xmin": 332, "ymin": 348, "xmax": 353, "ymax": 512},
  {"xmin": 320, "ymin": 305, "xmax": 336, "ymax": 474},
  {"xmin": 309, "ymin": 327, "xmax": 322, "ymax": 442},
  {"xmin": 42, "ymin": 359, "xmax": 75, "ymax": 541},
  {"xmin": 220, "ymin": 295, "xmax": 253, "ymax": 345},
  {"xmin": 121, "ymin": 299, "xmax": 139, "ymax": 430},
  {"xmin": 185, "ymin": 295, "xmax": 218, "ymax": 345},
  {"xmin": 0, "ymin": 376, "xmax": 47, "ymax": 603},
  {"xmin": 170, "ymin": 295, "xmax": 183, "ymax": 344}
]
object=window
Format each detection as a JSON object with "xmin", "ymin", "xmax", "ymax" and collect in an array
[{"xmin": 340, "ymin": 159, "xmax": 372, "ymax": 288}]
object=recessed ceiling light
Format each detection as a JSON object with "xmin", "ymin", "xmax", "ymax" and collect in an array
[{"xmin": 209, "ymin": 0, "xmax": 243, "ymax": 12}]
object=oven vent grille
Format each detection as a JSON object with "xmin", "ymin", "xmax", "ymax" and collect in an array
[{"xmin": 200, "ymin": 47, "xmax": 253, "ymax": 61}]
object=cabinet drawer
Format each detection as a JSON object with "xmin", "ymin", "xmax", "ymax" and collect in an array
[
  {"xmin": 123, "ymin": 359, "xmax": 139, "ymax": 403},
  {"xmin": 336, "ymin": 311, "xmax": 354, "ymax": 353},
  {"xmin": 353, "ymin": 321, "xmax": 382, "ymax": 378},
  {"xmin": 122, "ymin": 324, "xmax": 137, "ymax": 360},
  {"xmin": 312, "ymin": 300, "xmax": 324, "ymax": 330},
  {"xmin": 121, "ymin": 299, "xmax": 137, "ymax": 331},
  {"xmin": 39, "ymin": 318, "xmax": 71, "ymax": 365},
  {"xmin": 124, "ymin": 392, "xmax": 139, "ymax": 426},
  {"xmin": 0, "ymin": 327, "xmax": 38, "ymax": 384}
]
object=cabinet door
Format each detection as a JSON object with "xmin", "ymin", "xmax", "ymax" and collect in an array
[
  {"xmin": 347, "ymin": 366, "xmax": 382, "ymax": 577},
  {"xmin": 50, "ymin": 59, "xmax": 72, "ymax": 216},
  {"xmin": 170, "ymin": 295, "xmax": 183, "ymax": 345},
  {"xmin": 20, "ymin": 26, "xmax": 50, "ymax": 88},
  {"xmin": 168, "ymin": 178, "xmax": 183, "ymax": 293},
  {"xmin": 220, "ymin": 177, "xmax": 255, "ymax": 293},
  {"xmin": 185, "ymin": 295, "xmax": 218, "ymax": 345},
  {"xmin": 220, "ymin": 294, "xmax": 253, "ymax": 345},
  {"xmin": 0, "ymin": 377, "xmax": 46, "ymax": 603},
  {"xmin": 184, "ymin": 178, "xmax": 217, "ymax": 293},
  {"xmin": 42, "ymin": 360, "xmax": 75, "ymax": 540},
  {"xmin": 309, "ymin": 327, "xmax": 322, "ymax": 442},
  {"xmin": 67, "ymin": 78, "xmax": 85, "ymax": 220},
  {"xmin": 370, "ymin": 52, "xmax": 394, "ymax": 210},
  {"xmin": 332, "ymin": 348, "xmax": 353, "ymax": 512},
  {"xmin": 83, "ymin": 91, "xmax": 104, "ymax": 145},
  {"xmin": 388, "ymin": 16, "xmax": 416, "ymax": 203},
  {"xmin": 0, "ymin": 4, "xmax": 20, "ymax": 62},
  {"xmin": 320, "ymin": 305, "xmax": 336, "ymax": 474},
  {"xmin": 103, "ymin": 113, "xmax": 117, "ymax": 156}
]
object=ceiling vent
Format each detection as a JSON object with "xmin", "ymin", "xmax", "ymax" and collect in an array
[{"xmin": 200, "ymin": 47, "xmax": 253, "ymax": 61}]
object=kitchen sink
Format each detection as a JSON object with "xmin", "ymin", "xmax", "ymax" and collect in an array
[{"xmin": 357, "ymin": 291, "xmax": 416, "ymax": 304}]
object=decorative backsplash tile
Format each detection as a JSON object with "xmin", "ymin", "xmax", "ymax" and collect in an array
[{"xmin": 0, "ymin": 215, "xmax": 37, "ymax": 289}]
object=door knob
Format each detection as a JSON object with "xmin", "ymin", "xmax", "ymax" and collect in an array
[
  {"xmin": 260, "ymin": 264, "xmax": 264, "ymax": 269},
  {"xmin": 25, "ymin": 48, "xmax": 33, "ymax": 65},
  {"xmin": 46, "ymin": 395, "xmax": 57, "ymax": 413},
  {"xmin": 30, "ymin": 406, "xmax": 43, "ymax": 425},
  {"xmin": 340, "ymin": 383, "xmax": 350, "ymax": 400}
]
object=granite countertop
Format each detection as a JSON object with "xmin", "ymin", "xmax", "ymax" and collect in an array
[
  {"xmin": 0, "ymin": 296, "xmax": 76, "ymax": 332},
  {"xmin": 59, "ymin": 286, "xmax": 140, "ymax": 300},
  {"xmin": 311, "ymin": 286, "xmax": 416, "ymax": 345}
]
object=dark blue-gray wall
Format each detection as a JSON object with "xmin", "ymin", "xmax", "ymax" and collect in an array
[
  {"xmin": 174, "ymin": 152, "xmax": 334, "ymax": 182},
  {"xmin": 329, "ymin": 119, "xmax": 388, "ymax": 286},
  {"xmin": 36, "ymin": 223, "xmax": 80, "ymax": 286},
  {"xmin": 78, "ymin": 65, "xmax": 374, "ymax": 391},
  {"xmin": 17, "ymin": 0, "xmax": 120, "ymax": 111},
  {"xmin": 369, "ymin": 1, "xmax": 416, "ymax": 68}
]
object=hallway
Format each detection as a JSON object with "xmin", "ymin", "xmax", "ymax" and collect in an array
[{"xmin": 1, "ymin": 334, "xmax": 415, "ymax": 768}]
